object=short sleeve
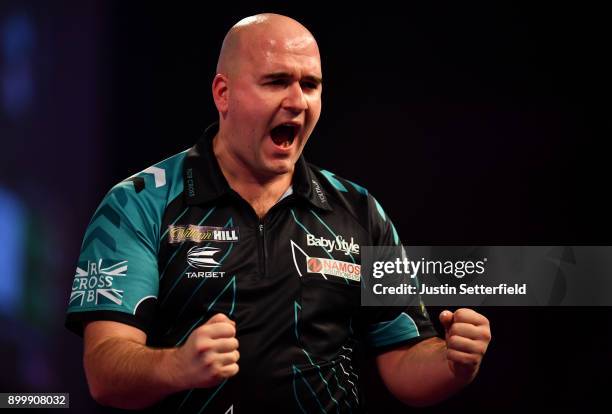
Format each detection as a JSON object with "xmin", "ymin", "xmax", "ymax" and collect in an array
[
  {"xmin": 65, "ymin": 181, "xmax": 160, "ymax": 336},
  {"xmin": 363, "ymin": 194, "xmax": 439, "ymax": 355}
]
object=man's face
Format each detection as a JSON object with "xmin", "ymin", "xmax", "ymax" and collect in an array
[{"xmin": 223, "ymin": 32, "xmax": 322, "ymax": 179}]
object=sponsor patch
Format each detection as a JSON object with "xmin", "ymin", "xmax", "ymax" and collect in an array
[
  {"xmin": 186, "ymin": 246, "xmax": 226, "ymax": 278},
  {"xmin": 186, "ymin": 271, "xmax": 225, "ymax": 279},
  {"xmin": 70, "ymin": 259, "xmax": 127, "ymax": 306},
  {"xmin": 168, "ymin": 225, "xmax": 239, "ymax": 244},
  {"xmin": 306, "ymin": 233, "xmax": 360, "ymax": 256},
  {"xmin": 187, "ymin": 246, "xmax": 222, "ymax": 268},
  {"xmin": 306, "ymin": 256, "xmax": 361, "ymax": 282}
]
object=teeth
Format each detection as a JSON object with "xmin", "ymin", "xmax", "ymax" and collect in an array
[{"xmin": 270, "ymin": 123, "xmax": 298, "ymax": 148}]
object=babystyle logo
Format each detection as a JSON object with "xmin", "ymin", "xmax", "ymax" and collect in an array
[{"xmin": 307, "ymin": 234, "xmax": 360, "ymax": 256}]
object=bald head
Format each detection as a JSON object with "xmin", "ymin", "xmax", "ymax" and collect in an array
[
  {"xmin": 210, "ymin": 13, "xmax": 323, "ymax": 182},
  {"xmin": 216, "ymin": 13, "xmax": 319, "ymax": 77}
]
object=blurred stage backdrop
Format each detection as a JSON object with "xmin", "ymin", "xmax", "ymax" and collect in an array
[{"xmin": 0, "ymin": 1, "xmax": 610, "ymax": 412}]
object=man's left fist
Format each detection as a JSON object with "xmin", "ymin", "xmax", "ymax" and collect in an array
[{"xmin": 439, "ymin": 308, "xmax": 491, "ymax": 381}]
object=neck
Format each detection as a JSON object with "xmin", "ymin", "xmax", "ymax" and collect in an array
[{"xmin": 213, "ymin": 131, "xmax": 293, "ymax": 218}]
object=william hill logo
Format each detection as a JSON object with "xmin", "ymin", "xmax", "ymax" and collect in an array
[{"xmin": 168, "ymin": 225, "xmax": 239, "ymax": 244}]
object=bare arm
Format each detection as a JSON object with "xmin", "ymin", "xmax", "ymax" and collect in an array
[
  {"xmin": 83, "ymin": 321, "xmax": 179, "ymax": 409},
  {"xmin": 376, "ymin": 337, "xmax": 471, "ymax": 407},
  {"xmin": 83, "ymin": 314, "xmax": 239, "ymax": 410},
  {"xmin": 376, "ymin": 308, "xmax": 491, "ymax": 407}
]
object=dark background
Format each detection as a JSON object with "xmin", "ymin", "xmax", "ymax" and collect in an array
[{"xmin": 0, "ymin": 1, "xmax": 610, "ymax": 412}]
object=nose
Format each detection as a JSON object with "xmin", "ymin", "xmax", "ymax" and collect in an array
[{"xmin": 281, "ymin": 82, "xmax": 308, "ymax": 113}]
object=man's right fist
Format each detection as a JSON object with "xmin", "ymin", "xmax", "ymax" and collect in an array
[{"xmin": 170, "ymin": 313, "xmax": 240, "ymax": 389}]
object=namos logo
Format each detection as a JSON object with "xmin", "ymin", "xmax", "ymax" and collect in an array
[
  {"xmin": 306, "ymin": 234, "xmax": 360, "ymax": 256},
  {"xmin": 291, "ymin": 239, "xmax": 361, "ymax": 282},
  {"xmin": 307, "ymin": 257, "xmax": 323, "ymax": 273},
  {"xmin": 306, "ymin": 256, "xmax": 361, "ymax": 282}
]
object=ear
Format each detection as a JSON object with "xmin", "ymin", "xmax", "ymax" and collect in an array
[{"xmin": 212, "ymin": 74, "xmax": 229, "ymax": 114}]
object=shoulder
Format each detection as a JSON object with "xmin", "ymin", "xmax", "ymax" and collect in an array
[
  {"xmin": 117, "ymin": 149, "xmax": 188, "ymax": 201},
  {"xmin": 103, "ymin": 149, "xmax": 189, "ymax": 213},
  {"xmin": 84, "ymin": 149, "xmax": 189, "ymax": 247},
  {"xmin": 307, "ymin": 162, "xmax": 372, "ymax": 221},
  {"xmin": 307, "ymin": 163, "xmax": 400, "ymax": 246},
  {"xmin": 308, "ymin": 162, "xmax": 369, "ymax": 201}
]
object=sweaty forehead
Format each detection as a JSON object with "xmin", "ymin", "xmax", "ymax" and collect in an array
[
  {"xmin": 217, "ymin": 15, "xmax": 322, "ymax": 77},
  {"xmin": 256, "ymin": 31, "xmax": 318, "ymax": 53},
  {"xmin": 243, "ymin": 31, "xmax": 321, "ymax": 74},
  {"xmin": 246, "ymin": 27, "xmax": 317, "ymax": 54}
]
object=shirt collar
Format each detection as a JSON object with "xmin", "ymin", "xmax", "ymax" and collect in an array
[{"xmin": 183, "ymin": 123, "xmax": 332, "ymax": 211}]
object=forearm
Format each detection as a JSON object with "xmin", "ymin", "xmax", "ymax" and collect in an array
[
  {"xmin": 379, "ymin": 337, "xmax": 476, "ymax": 407},
  {"xmin": 84, "ymin": 337, "xmax": 182, "ymax": 409}
]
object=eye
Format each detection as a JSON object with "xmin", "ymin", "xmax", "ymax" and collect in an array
[
  {"xmin": 267, "ymin": 79, "xmax": 288, "ymax": 87},
  {"xmin": 301, "ymin": 81, "xmax": 319, "ymax": 90}
]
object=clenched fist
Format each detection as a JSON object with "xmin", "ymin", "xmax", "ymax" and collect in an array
[
  {"xmin": 170, "ymin": 313, "xmax": 240, "ymax": 389},
  {"xmin": 439, "ymin": 308, "xmax": 491, "ymax": 381}
]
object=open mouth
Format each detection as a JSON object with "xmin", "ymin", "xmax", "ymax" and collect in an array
[{"xmin": 270, "ymin": 123, "xmax": 299, "ymax": 148}]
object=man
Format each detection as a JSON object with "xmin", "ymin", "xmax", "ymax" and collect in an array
[{"xmin": 66, "ymin": 13, "xmax": 491, "ymax": 412}]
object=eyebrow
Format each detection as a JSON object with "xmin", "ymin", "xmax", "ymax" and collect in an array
[{"xmin": 261, "ymin": 72, "xmax": 323, "ymax": 85}]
